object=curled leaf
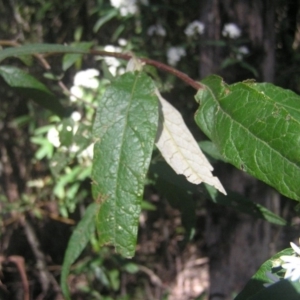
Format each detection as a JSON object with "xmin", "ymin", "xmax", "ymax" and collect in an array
[
  {"xmin": 126, "ymin": 56, "xmax": 144, "ymax": 72},
  {"xmin": 155, "ymin": 90, "xmax": 226, "ymax": 194}
]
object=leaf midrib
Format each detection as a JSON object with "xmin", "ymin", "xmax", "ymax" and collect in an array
[
  {"xmin": 207, "ymin": 85, "xmax": 299, "ymax": 198},
  {"xmin": 112, "ymin": 74, "xmax": 140, "ymax": 250}
]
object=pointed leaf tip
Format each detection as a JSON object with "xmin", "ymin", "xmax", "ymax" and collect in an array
[{"xmin": 155, "ymin": 89, "xmax": 226, "ymax": 195}]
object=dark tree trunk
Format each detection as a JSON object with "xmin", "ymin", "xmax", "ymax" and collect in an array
[
  {"xmin": 206, "ymin": 166, "xmax": 279, "ymax": 299},
  {"xmin": 199, "ymin": 0, "xmax": 276, "ymax": 82},
  {"xmin": 199, "ymin": 0, "xmax": 222, "ymax": 79},
  {"xmin": 198, "ymin": 1, "xmax": 280, "ymax": 298}
]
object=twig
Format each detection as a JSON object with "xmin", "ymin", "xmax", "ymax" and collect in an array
[
  {"xmin": 89, "ymin": 49, "xmax": 203, "ymax": 90},
  {"xmin": 0, "ymin": 40, "xmax": 96, "ymax": 107},
  {"xmin": 0, "ymin": 40, "xmax": 203, "ymax": 90},
  {"xmin": 20, "ymin": 217, "xmax": 62, "ymax": 298},
  {"xmin": 137, "ymin": 265, "xmax": 165, "ymax": 288},
  {"xmin": 7, "ymin": 256, "xmax": 30, "ymax": 300}
]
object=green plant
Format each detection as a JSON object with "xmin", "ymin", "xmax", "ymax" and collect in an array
[{"xmin": 1, "ymin": 42, "xmax": 300, "ymax": 299}]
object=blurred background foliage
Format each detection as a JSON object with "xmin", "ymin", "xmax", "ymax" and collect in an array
[{"xmin": 1, "ymin": 0, "xmax": 300, "ymax": 299}]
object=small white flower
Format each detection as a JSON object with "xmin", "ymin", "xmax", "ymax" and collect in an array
[
  {"xmin": 110, "ymin": 0, "xmax": 122, "ymax": 7},
  {"xmin": 69, "ymin": 143, "xmax": 80, "ymax": 153},
  {"xmin": 104, "ymin": 45, "xmax": 122, "ymax": 76},
  {"xmin": 118, "ymin": 38, "xmax": 128, "ymax": 46},
  {"xmin": 47, "ymin": 127, "xmax": 60, "ymax": 147},
  {"xmin": 70, "ymin": 86, "xmax": 84, "ymax": 102},
  {"xmin": 280, "ymin": 240, "xmax": 300, "ymax": 282},
  {"xmin": 71, "ymin": 111, "xmax": 81, "ymax": 122},
  {"xmin": 167, "ymin": 46, "xmax": 186, "ymax": 66},
  {"xmin": 263, "ymin": 271, "xmax": 280, "ymax": 288},
  {"xmin": 126, "ymin": 57, "xmax": 144, "ymax": 72},
  {"xmin": 222, "ymin": 23, "xmax": 241, "ymax": 39},
  {"xmin": 80, "ymin": 143, "xmax": 94, "ymax": 160},
  {"xmin": 291, "ymin": 241, "xmax": 300, "ymax": 255},
  {"xmin": 238, "ymin": 46, "xmax": 249, "ymax": 55},
  {"xmin": 147, "ymin": 24, "xmax": 166, "ymax": 37},
  {"xmin": 110, "ymin": 0, "xmax": 137, "ymax": 16},
  {"xmin": 73, "ymin": 69, "xmax": 100, "ymax": 89},
  {"xmin": 184, "ymin": 21, "xmax": 205, "ymax": 37},
  {"xmin": 281, "ymin": 256, "xmax": 300, "ymax": 281},
  {"xmin": 236, "ymin": 46, "xmax": 249, "ymax": 60}
]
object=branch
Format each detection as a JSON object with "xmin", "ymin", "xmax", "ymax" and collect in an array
[
  {"xmin": 89, "ymin": 49, "xmax": 203, "ymax": 90},
  {"xmin": 20, "ymin": 218, "xmax": 62, "ymax": 298},
  {"xmin": 7, "ymin": 256, "xmax": 29, "ymax": 300},
  {"xmin": 0, "ymin": 40, "xmax": 204, "ymax": 90}
]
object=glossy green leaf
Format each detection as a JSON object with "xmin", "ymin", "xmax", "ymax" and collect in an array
[
  {"xmin": 50, "ymin": 152, "xmax": 71, "ymax": 177},
  {"xmin": 234, "ymin": 248, "xmax": 293, "ymax": 300},
  {"xmin": 205, "ymin": 184, "xmax": 286, "ymax": 225},
  {"xmin": 62, "ymin": 42, "xmax": 93, "ymax": 71},
  {"xmin": 91, "ymin": 71, "xmax": 159, "ymax": 257},
  {"xmin": 247, "ymin": 280, "xmax": 300, "ymax": 300},
  {"xmin": 93, "ymin": 9, "xmax": 118, "ymax": 33},
  {"xmin": 61, "ymin": 202, "xmax": 100, "ymax": 300},
  {"xmin": 59, "ymin": 118, "xmax": 74, "ymax": 147},
  {"xmin": 0, "ymin": 65, "xmax": 65, "ymax": 116},
  {"xmin": 0, "ymin": 43, "xmax": 87, "ymax": 62},
  {"xmin": 195, "ymin": 75, "xmax": 300, "ymax": 201},
  {"xmin": 199, "ymin": 140, "xmax": 227, "ymax": 162},
  {"xmin": 0, "ymin": 65, "xmax": 51, "ymax": 91}
]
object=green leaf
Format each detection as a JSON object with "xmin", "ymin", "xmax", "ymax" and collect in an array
[
  {"xmin": 108, "ymin": 269, "xmax": 120, "ymax": 291},
  {"xmin": 205, "ymin": 184, "xmax": 287, "ymax": 225},
  {"xmin": 61, "ymin": 202, "xmax": 100, "ymax": 300},
  {"xmin": 0, "ymin": 65, "xmax": 65, "ymax": 116},
  {"xmin": 50, "ymin": 152, "xmax": 71, "ymax": 177},
  {"xmin": 0, "ymin": 43, "xmax": 87, "ymax": 62},
  {"xmin": 59, "ymin": 118, "xmax": 74, "ymax": 147},
  {"xmin": 123, "ymin": 262, "xmax": 139, "ymax": 274},
  {"xmin": 246, "ymin": 280, "xmax": 300, "ymax": 300},
  {"xmin": 91, "ymin": 71, "xmax": 159, "ymax": 257},
  {"xmin": 220, "ymin": 59, "xmax": 258, "ymax": 77},
  {"xmin": 195, "ymin": 75, "xmax": 300, "ymax": 201},
  {"xmin": 0, "ymin": 65, "xmax": 51, "ymax": 91},
  {"xmin": 93, "ymin": 9, "xmax": 118, "ymax": 33},
  {"xmin": 199, "ymin": 140, "xmax": 227, "ymax": 162},
  {"xmin": 62, "ymin": 42, "xmax": 93, "ymax": 71},
  {"xmin": 234, "ymin": 248, "xmax": 293, "ymax": 300}
]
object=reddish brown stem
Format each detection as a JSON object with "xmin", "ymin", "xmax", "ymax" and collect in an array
[
  {"xmin": 89, "ymin": 49, "xmax": 204, "ymax": 90},
  {"xmin": 0, "ymin": 40, "xmax": 203, "ymax": 90}
]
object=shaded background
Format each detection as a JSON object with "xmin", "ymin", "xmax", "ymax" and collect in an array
[{"xmin": 1, "ymin": 0, "xmax": 300, "ymax": 299}]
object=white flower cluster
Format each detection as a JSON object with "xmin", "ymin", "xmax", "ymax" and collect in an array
[
  {"xmin": 104, "ymin": 45, "xmax": 125, "ymax": 76},
  {"xmin": 264, "ymin": 271, "xmax": 280, "ymax": 288},
  {"xmin": 147, "ymin": 24, "xmax": 166, "ymax": 37},
  {"xmin": 184, "ymin": 20, "xmax": 205, "ymax": 37},
  {"xmin": 166, "ymin": 46, "xmax": 186, "ymax": 66},
  {"xmin": 263, "ymin": 239, "xmax": 300, "ymax": 289},
  {"xmin": 236, "ymin": 46, "xmax": 250, "ymax": 60},
  {"xmin": 222, "ymin": 23, "xmax": 241, "ymax": 39},
  {"xmin": 47, "ymin": 127, "xmax": 60, "ymax": 148},
  {"xmin": 46, "ymin": 68, "xmax": 100, "ymax": 160},
  {"xmin": 70, "ymin": 69, "xmax": 100, "ymax": 102},
  {"xmin": 280, "ymin": 240, "xmax": 300, "ymax": 282},
  {"xmin": 110, "ymin": 0, "xmax": 138, "ymax": 16},
  {"xmin": 47, "ymin": 121, "xmax": 94, "ymax": 160}
]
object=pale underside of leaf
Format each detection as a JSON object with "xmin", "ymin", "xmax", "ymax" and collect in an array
[{"xmin": 155, "ymin": 90, "xmax": 226, "ymax": 195}]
